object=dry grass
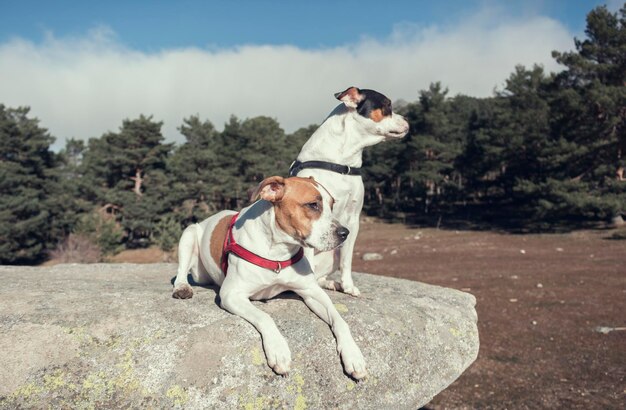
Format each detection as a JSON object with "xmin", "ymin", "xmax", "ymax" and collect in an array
[{"xmin": 48, "ymin": 234, "xmax": 102, "ymax": 264}]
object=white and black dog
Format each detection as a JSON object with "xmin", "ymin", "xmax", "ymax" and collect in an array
[
  {"xmin": 290, "ymin": 87, "xmax": 409, "ymax": 296},
  {"xmin": 173, "ymin": 176, "xmax": 367, "ymax": 379}
]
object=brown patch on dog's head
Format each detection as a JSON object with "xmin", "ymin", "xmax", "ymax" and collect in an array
[
  {"xmin": 253, "ymin": 176, "xmax": 336, "ymax": 245},
  {"xmin": 355, "ymin": 89, "xmax": 393, "ymax": 121},
  {"xmin": 274, "ymin": 177, "xmax": 325, "ymax": 242},
  {"xmin": 369, "ymin": 108, "xmax": 384, "ymax": 123}
]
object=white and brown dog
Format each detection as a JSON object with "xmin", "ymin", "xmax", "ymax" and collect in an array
[
  {"xmin": 290, "ymin": 87, "xmax": 409, "ymax": 296},
  {"xmin": 172, "ymin": 176, "xmax": 367, "ymax": 379}
]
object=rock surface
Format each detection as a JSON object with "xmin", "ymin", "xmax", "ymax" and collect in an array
[{"xmin": 0, "ymin": 264, "xmax": 479, "ymax": 409}]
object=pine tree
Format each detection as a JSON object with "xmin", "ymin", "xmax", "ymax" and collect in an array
[
  {"xmin": 211, "ymin": 115, "xmax": 290, "ymax": 209},
  {"xmin": 399, "ymin": 83, "xmax": 466, "ymax": 215},
  {"xmin": 456, "ymin": 97, "xmax": 504, "ymax": 202},
  {"xmin": 533, "ymin": 5, "xmax": 626, "ymax": 222},
  {"xmin": 168, "ymin": 115, "xmax": 222, "ymax": 225},
  {"xmin": 362, "ymin": 133, "xmax": 407, "ymax": 217},
  {"xmin": 235, "ymin": 116, "xmax": 291, "ymax": 184},
  {"xmin": 81, "ymin": 115, "xmax": 173, "ymax": 247},
  {"xmin": 0, "ymin": 106, "xmax": 70, "ymax": 263},
  {"xmin": 459, "ymin": 65, "xmax": 553, "ymax": 207}
]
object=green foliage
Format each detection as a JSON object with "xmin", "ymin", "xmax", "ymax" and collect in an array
[
  {"xmin": 456, "ymin": 65, "xmax": 555, "ymax": 205},
  {"xmin": 0, "ymin": 105, "xmax": 75, "ymax": 264},
  {"xmin": 514, "ymin": 178, "xmax": 620, "ymax": 221},
  {"xmin": 365, "ymin": 5, "xmax": 626, "ymax": 226},
  {"xmin": 81, "ymin": 115, "xmax": 174, "ymax": 248},
  {"xmin": 74, "ymin": 212, "xmax": 125, "ymax": 256},
  {"xmin": 212, "ymin": 115, "xmax": 291, "ymax": 209},
  {"xmin": 168, "ymin": 115, "xmax": 228, "ymax": 224},
  {"xmin": 152, "ymin": 216, "xmax": 183, "ymax": 252},
  {"xmin": 364, "ymin": 83, "xmax": 479, "ymax": 216},
  {"xmin": 538, "ymin": 5, "xmax": 626, "ymax": 221}
]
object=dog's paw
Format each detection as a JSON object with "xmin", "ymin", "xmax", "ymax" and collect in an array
[
  {"xmin": 319, "ymin": 279, "xmax": 361, "ymax": 296},
  {"xmin": 318, "ymin": 278, "xmax": 342, "ymax": 291},
  {"xmin": 172, "ymin": 284, "xmax": 194, "ymax": 299},
  {"xmin": 341, "ymin": 284, "xmax": 361, "ymax": 297},
  {"xmin": 263, "ymin": 336, "xmax": 292, "ymax": 375},
  {"xmin": 340, "ymin": 344, "xmax": 368, "ymax": 380}
]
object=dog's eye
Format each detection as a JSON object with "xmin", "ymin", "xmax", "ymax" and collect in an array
[{"xmin": 305, "ymin": 202, "xmax": 320, "ymax": 212}]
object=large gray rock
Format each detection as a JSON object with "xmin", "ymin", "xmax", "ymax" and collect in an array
[{"xmin": 0, "ymin": 264, "xmax": 478, "ymax": 409}]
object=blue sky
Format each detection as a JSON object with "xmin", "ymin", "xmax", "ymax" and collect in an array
[
  {"xmin": 0, "ymin": 1, "xmax": 615, "ymax": 50},
  {"xmin": 0, "ymin": 1, "xmax": 622, "ymax": 149}
]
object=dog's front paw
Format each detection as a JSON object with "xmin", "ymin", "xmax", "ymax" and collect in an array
[
  {"xmin": 319, "ymin": 278, "xmax": 361, "ymax": 296},
  {"xmin": 341, "ymin": 284, "xmax": 361, "ymax": 297},
  {"xmin": 340, "ymin": 343, "xmax": 368, "ymax": 380},
  {"xmin": 318, "ymin": 278, "xmax": 341, "ymax": 291},
  {"xmin": 263, "ymin": 336, "xmax": 292, "ymax": 375},
  {"xmin": 172, "ymin": 284, "xmax": 194, "ymax": 299}
]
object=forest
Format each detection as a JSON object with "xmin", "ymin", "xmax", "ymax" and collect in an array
[{"xmin": 1, "ymin": 5, "xmax": 624, "ymax": 264}]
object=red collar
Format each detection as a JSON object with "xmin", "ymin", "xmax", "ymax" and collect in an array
[{"xmin": 221, "ymin": 213, "xmax": 304, "ymax": 275}]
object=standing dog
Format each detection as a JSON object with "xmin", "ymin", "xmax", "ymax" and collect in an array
[
  {"xmin": 172, "ymin": 176, "xmax": 367, "ymax": 379},
  {"xmin": 290, "ymin": 87, "xmax": 409, "ymax": 296}
]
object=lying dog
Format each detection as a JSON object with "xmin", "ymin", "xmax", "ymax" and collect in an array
[
  {"xmin": 172, "ymin": 176, "xmax": 367, "ymax": 379},
  {"xmin": 290, "ymin": 87, "xmax": 409, "ymax": 296}
]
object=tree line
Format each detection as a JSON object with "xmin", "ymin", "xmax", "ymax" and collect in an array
[{"xmin": 1, "ymin": 5, "xmax": 624, "ymax": 264}]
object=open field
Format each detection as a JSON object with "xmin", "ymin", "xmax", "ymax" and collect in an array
[{"xmin": 102, "ymin": 220, "xmax": 625, "ymax": 408}]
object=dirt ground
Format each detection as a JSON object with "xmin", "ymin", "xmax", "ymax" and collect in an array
[{"xmin": 109, "ymin": 220, "xmax": 625, "ymax": 409}]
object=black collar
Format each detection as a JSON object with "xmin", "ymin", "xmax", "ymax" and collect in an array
[{"xmin": 289, "ymin": 160, "xmax": 362, "ymax": 177}]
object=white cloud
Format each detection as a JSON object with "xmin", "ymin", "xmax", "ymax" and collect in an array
[{"xmin": 0, "ymin": 12, "xmax": 575, "ymax": 150}]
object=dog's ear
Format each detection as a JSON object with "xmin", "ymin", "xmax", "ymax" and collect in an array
[
  {"xmin": 334, "ymin": 86, "xmax": 363, "ymax": 109},
  {"xmin": 251, "ymin": 176, "xmax": 285, "ymax": 203}
]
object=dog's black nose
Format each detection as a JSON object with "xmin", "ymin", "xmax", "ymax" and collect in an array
[{"xmin": 336, "ymin": 226, "xmax": 350, "ymax": 241}]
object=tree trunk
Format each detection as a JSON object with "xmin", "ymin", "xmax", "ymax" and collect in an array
[{"xmin": 130, "ymin": 168, "xmax": 143, "ymax": 197}]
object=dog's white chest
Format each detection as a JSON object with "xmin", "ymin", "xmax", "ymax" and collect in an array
[
  {"xmin": 302, "ymin": 171, "xmax": 364, "ymax": 223},
  {"xmin": 251, "ymin": 284, "xmax": 288, "ymax": 300}
]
